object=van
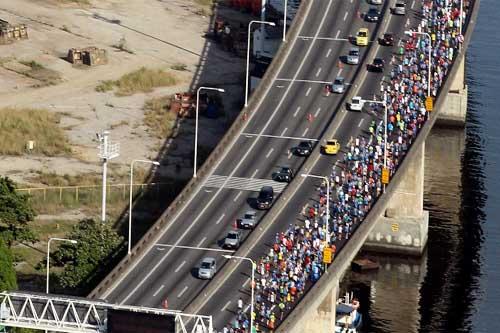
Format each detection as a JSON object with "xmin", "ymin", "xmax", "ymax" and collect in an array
[{"xmin": 392, "ymin": 2, "xmax": 406, "ymax": 15}]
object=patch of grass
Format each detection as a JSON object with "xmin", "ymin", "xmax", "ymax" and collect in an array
[
  {"xmin": 17, "ymin": 60, "xmax": 61, "ymax": 86},
  {"xmin": 0, "ymin": 108, "xmax": 71, "ymax": 156},
  {"xmin": 110, "ymin": 120, "xmax": 129, "ymax": 130},
  {"xmin": 143, "ymin": 96, "xmax": 178, "ymax": 138},
  {"xmin": 56, "ymin": 0, "xmax": 91, "ymax": 5},
  {"xmin": 195, "ymin": 0, "xmax": 213, "ymax": 6},
  {"xmin": 19, "ymin": 60, "xmax": 44, "ymax": 70},
  {"xmin": 171, "ymin": 63, "xmax": 188, "ymax": 71},
  {"xmin": 95, "ymin": 80, "xmax": 115, "ymax": 93}
]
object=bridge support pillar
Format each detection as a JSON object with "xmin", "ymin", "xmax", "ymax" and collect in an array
[
  {"xmin": 364, "ymin": 143, "xmax": 428, "ymax": 256},
  {"xmin": 436, "ymin": 55, "xmax": 468, "ymax": 126}
]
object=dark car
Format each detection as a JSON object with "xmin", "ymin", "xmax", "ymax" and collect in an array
[
  {"xmin": 256, "ymin": 186, "xmax": 274, "ymax": 209},
  {"xmin": 379, "ymin": 33, "xmax": 395, "ymax": 46},
  {"xmin": 370, "ymin": 58, "xmax": 385, "ymax": 72},
  {"xmin": 272, "ymin": 167, "xmax": 294, "ymax": 183},
  {"xmin": 293, "ymin": 141, "xmax": 313, "ymax": 156},
  {"xmin": 365, "ymin": 8, "xmax": 380, "ymax": 22}
]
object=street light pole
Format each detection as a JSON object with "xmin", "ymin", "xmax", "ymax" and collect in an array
[
  {"xmin": 129, "ymin": 159, "xmax": 160, "ymax": 255},
  {"xmin": 362, "ymin": 97, "xmax": 388, "ymax": 169},
  {"xmin": 405, "ymin": 30, "xmax": 432, "ymax": 97},
  {"xmin": 459, "ymin": 0, "xmax": 463, "ymax": 36},
  {"xmin": 301, "ymin": 174, "xmax": 330, "ymax": 244},
  {"xmin": 223, "ymin": 255, "xmax": 256, "ymax": 333},
  {"xmin": 283, "ymin": 0, "xmax": 288, "ymax": 42},
  {"xmin": 46, "ymin": 238, "xmax": 77, "ymax": 294},
  {"xmin": 245, "ymin": 20, "xmax": 276, "ymax": 107},
  {"xmin": 194, "ymin": 87, "xmax": 225, "ymax": 178}
]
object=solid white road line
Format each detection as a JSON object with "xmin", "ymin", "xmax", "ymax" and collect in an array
[
  {"xmin": 152, "ymin": 284, "xmax": 164, "ymax": 297},
  {"xmin": 177, "ymin": 286, "xmax": 188, "ymax": 298},
  {"xmin": 266, "ymin": 147, "xmax": 274, "ymax": 158},
  {"xmin": 221, "ymin": 301, "xmax": 231, "ymax": 312},
  {"xmin": 302, "ymin": 128, "xmax": 309, "ymax": 136},
  {"xmin": 276, "ymin": 78, "xmax": 330, "ymax": 84},
  {"xmin": 197, "ymin": 237, "xmax": 207, "ymax": 248},
  {"xmin": 251, "ymin": 169, "xmax": 259, "ymax": 178},
  {"xmin": 343, "ymin": 11, "xmax": 348, "ymax": 21},
  {"xmin": 314, "ymin": 107, "xmax": 321, "ymax": 117},
  {"xmin": 215, "ymin": 213, "xmax": 225, "ymax": 225},
  {"xmin": 305, "ymin": 87, "xmax": 312, "ymax": 96},
  {"xmin": 233, "ymin": 191, "xmax": 243, "ymax": 202},
  {"xmin": 175, "ymin": 260, "xmax": 186, "ymax": 273},
  {"xmin": 326, "ymin": 48, "xmax": 332, "ymax": 58},
  {"xmin": 358, "ymin": 118, "xmax": 364, "ymax": 128},
  {"xmin": 240, "ymin": 132, "xmax": 319, "ymax": 141},
  {"xmin": 315, "ymin": 67, "xmax": 322, "ymax": 77},
  {"xmin": 281, "ymin": 127, "xmax": 288, "ymax": 136},
  {"xmin": 293, "ymin": 106, "xmax": 301, "ymax": 117},
  {"xmin": 335, "ymin": 30, "xmax": 340, "ymax": 39},
  {"xmin": 243, "ymin": 277, "xmax": 251, "ymax": 288}
]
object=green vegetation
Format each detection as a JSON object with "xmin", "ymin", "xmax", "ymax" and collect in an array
[
  {"xmin": 49, "ymin": 218, "xmax": 123, "ymax": 290},
  {"xmin": 0, "ymin": 108, "xmax": 71, "ymax": 156},
  {"xmin": 143, "ymin": 96, "xmax": 178, "ymax": 138},
  {"xmin": 56, "ymin": 0, "xmax": 91, "ymax": 5},
  {"xmin": 0, "ymin": 237, "xmax": 18, "ymax": 290},
  {"xmin": 16, "ymin": 60, "xmax": 61, "ymax": 86},
  {"xmin": 171, "ymin": 63, "xmax": 188, "ymax": 71},
  {"xmin": 19, "ymin": 60, "xmax": 44, "ymax": 70},
  {"xmin": 95, "ymin": 67, "xmax": 178, "ymax": 96},
  {"xmin": 0, "ymin": 177, "xmax": 37, "ymax": 248}
]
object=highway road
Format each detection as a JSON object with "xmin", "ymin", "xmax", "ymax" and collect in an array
[{"xmin": 100, "ymin": 0, "xmax": 422, "ymax": 329}]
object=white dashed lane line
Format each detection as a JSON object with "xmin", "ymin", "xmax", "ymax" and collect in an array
[
  {"xmin": 305, "ymin": 87, "xmax": 312, "ymax": 96},
  {"xmin": 174, "ymin": 261, "xmax": 186, "ymax": 273},
  {"xmin": 315, "ymin": 67, "xmax": 322, "ymax": 77},
  {"xmin": 215, "ymin": 213, "xmax": 225, "ymax": 225},
  {"xmin": 358, "ymin": 118, "xmax": 364, "ymax": 128},
  {"xmin": 196, "ymin": 237, "xmax": 206, "ymax": 248},
  {"xmin": 266, "ymin": 147, "xmax": 274, "ymax": 158},
  {"xmin": 335, "ymin": 30, "xmax": 341, "ymax": 39},
  {"xmin": 177, "ymin": 286, "xmax": 188, "ymax": 298},
  {"xmin": 314, "ymin": 107, "xmax": 321, "ymax": 117},
  {"xmin": 233, "ymin": 191, "xmax": 243, "ymax": 202},
  {"xmin": 293, "ymin": 106, "xmax": 301, "ymax": 117},
  {"xmin": 152, "ymin": 285, "xmax": 164, "ymax": 297},
  {"xmin": 281, "ymin": 127, "xmax": 288, "ymax": 136},
  {"xmin": 221, "ymin": 301, "xmax": 231, "ymax": 312},
  {"xmin": 326, "ymin": 48, "xmax": 332, "ymax": 58},
  {"xmin": 343, "ymin": 11, "xmax": 348, "ymax": 21},
  {"xmin": 302, "ymin": 128, "xmax": 309, "ymax": 136}
]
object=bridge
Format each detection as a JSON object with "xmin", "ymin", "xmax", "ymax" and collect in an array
[{"xmin": 4, "ymin": 0, "xmax": 479, "ymax": 332}]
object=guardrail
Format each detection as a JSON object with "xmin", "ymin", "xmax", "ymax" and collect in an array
[{"xmin": 88, "ymin": 0, "xmax": 314, "ymax": 299}]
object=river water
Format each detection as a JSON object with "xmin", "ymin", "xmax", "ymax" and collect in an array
[{"xmin": 343, "ymin": 1, "xmax": 500, "ymax": 332}]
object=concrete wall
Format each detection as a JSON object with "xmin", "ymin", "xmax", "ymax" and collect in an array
[{"xmin": 437, "ymin": 56, "xmax": 468, "ymax": 126}]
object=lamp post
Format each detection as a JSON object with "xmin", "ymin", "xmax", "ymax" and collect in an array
[
  {"xmin": 194, "ymin": 87, "xmax": 225, "ymax": 178},
  {"xmin": 459, "ymin": 0, "xmax": 463, "ymax": 36},
  {"xmin": 46, "ymin": 238, "xmax": 77, "ymax": 294},
  {"xmin": 283, "ymin": 0, "xmax": 288, "ymax": 42},
  {"xmin": 245, "ymin": 20, "xmax": 276, "ymax": 107},
  {"xmin": 129, "ymin": 159, "xmax": 160, "ymax": 255},
  {"xmin": 223, "ymin": 255, "xmax": 256, "ymax": 333},
  {"xmin": 301, "ymin": 174, "xmax": 331, "ymax": 244},
  {"xmin": 405, "ymin": 30, "xmax": 432, "ymax": 97},
  {"xmin": 361, "ymin": 96, "xmax": 388, "ymax": 170}
]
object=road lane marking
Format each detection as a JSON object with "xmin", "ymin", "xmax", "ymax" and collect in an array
[
  {"xmin": 326, "ymin": 48, "xmax": 332, "ymax": 58},
  {"xmin": 305, "ymin": 87, "xmax": 312, "ymax": 96},
  {"xmin": 302, "ymin": 128, "xmax": 309, "ymax": 136},
  {"xmin": 405, "ymin": 18, "xmax": 410, "ymax": 26},
  {"xmin": 315, "ymin": 67, "xmax": 322, "ymax": 77},
  {"xmin": 293, "ymin": 106, "xmax": 301, "ymax": 117},
  {"xmin": 411, "ymin": 0, "xmax": 415, "ymax": 9},
  {"xmin": 288, "ymin": 151, "xmax": 293, "ymax": 159},
  {"xmin": 358, "ymin": 118, "xmax": 364, "ymax": 128},
  {"xmin": 335, "ymin": 30, "xmax": 340, "ymax": 39},
  {"xmin": 153, "ymin": 285, "xmax": 164, "ymax": 297},
  {"xmin": 233, "ymin": 191, "xmax": 243, "ymax": 202},
  {"xmin": 240, "ymin": 133, "xmax": 319, "ymax": 141},
  {"xmin": 281, "ymin": 127, "xmax": 288, "ymax": 136},
  {"xmin": 251, "ymin": 169, "xmax": 259, "ymax": 178},
  {"xmin": 197, "ymin": 237, "xmax": 207, "ymax": 248},
  {"xmin": 266, "ymin": 147, "xmax": 274, "ymax": 158},
  {"xmin": 243, "ymin": 277, "xmax": 251, "ymax": 288},
  {"xmin": 221, "ymin": 301, "xmax": 231, "ymax": 312},
  {"xmin": 215, "ymin": 213, "xmax": 225, "ymax": 225},
  {"xmin": 314, "ymin": 107, "xmax": 321, "ymax": 117},
  {"xmin": 175, "ymin": 260, "xmax": 186, "ymax": 273},
  {"xmin": 337, "ymin": 68, "xmax": 343, "ymax": 76},
  {"xmin": 276, "ymin": 78, "xmax": 330, "ymax": 84},
  {"xmin": 177, "ymin": 286, "xmax": 188, "ymax": 298},
  {"xmin": 343, "ymin": 12, "xmax": 348, "ymax": 21}
]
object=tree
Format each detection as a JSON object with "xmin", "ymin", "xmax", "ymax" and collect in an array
[
  {"xmin": 51, "ymin": 219, "xmax": 123, "ymax": 290},
  {"xmin": 0, "ymin": 177, "xmax": 37, "ymax": 247},
  {"xmin": 0, "ymin": 237, "xmax": 17, "ymax": 290}
]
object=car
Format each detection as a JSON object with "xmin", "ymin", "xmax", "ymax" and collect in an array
[
  {"xmin": 369, "ymin": 0, "xmax": 382, "ymax": 4},
  {"xmin": 331, "ymin": 77, "xmax": 345, "ymax": 94},
  {"xmin": 238, "ymin": 211, "xmax": 257, "ymax": 229},
  {"xmin": 293, "ymin": 141, "xmax": 313, "ymax": 156},
  {"xmin": 256, "ymin": 186, "xmax": 274, "ymax": 209},
  {"xmin": 272, "ymin": 166, "xmax": 294, "ymax": 183},
  {"xmin": 349, "ymin": 96, "xmax": 364, "ymax": 111},
  {"xmin": 379, "ymin": 33, "xmax": 395, "ymax": 46},
  {"xmin": 346, "ymin": 47, "xmax": 360, "ymax": 65},
  {"xmin": 322, "ymin": 139, "xmax": 341, "ymax": 155},
  {"xmin": 223, "ymin": 230, "xmax": 241, "ymax": 249},
  {"xmin": 356, "ymin": 28, "xmax": 369, "ymax": 46},
  {"xmin": 370, "ymin": 57, "xmax": 385, "ymax": 71},
  {"xmin": 392, "ymin": 1, "xmax": 406, "ymax": 15},
  {"xmin": 365, "ymin": 8, "xmax": 380, "ymax": 22},
  {"xmin": 198, "ymin": 257, "xmax": 216, "ymax": 279}
]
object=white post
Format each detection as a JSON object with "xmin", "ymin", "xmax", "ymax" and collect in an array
[
  {"xmin": 301, "ymin": 174, "xmax": 330, "ymax": 244},
  {"xmin": 129, "ymin": 160, "xmax": 159, "ymax": 255},
  {"xmin": 194, "ymin": 87, "xmax": 225, "ymax": 178},
  {"xmin": 283, "ymin": 0, "xmax": 288, "ymax": 42},
  {"xmin": 47, "ymin": 238, "xmax": 77, "ymax": 294},
  {"xmin": 459, "ymin": 0, "xmax": 463, "ymax": 36},
  {"xmin": 245, "ymin": 20, "xmax": 276, "ymax": 107},
  {"xmin": 101, "ymin": 131, "xmax": 108, "ymax": 222}
]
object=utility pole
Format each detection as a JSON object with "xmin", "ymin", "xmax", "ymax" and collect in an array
[{"xmin": 97, "ymin": 131, "xmax": 120, "ymax": 222}]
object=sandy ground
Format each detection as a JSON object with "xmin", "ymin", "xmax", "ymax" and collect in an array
[{"xmin": 0, "ymin": 0, "xmax": 246, "ymax": 185}]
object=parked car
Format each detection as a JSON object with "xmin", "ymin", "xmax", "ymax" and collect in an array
[
  {"xmin": 392, "ymin": 1, "xmax": 406, "ymax": 15},
  {"xmin": 223, "ymin": 230, "xmax": 241, "ymax": 249},
  {"xmin": 238, "ymin": 211, "xmax": 257, "ymax": 229},
  {"xmin": 293, "ymin": 141, "xmax": 313, "ymax": 156},
  {"xmin": 256, "ymin": 186, "xmax": 274, "ymax": 209},
  {"xmin": 349, "ymin": 96, "xmax": 364, "ymax": 111},
  {"xmin": 370, "ymin": 57, "xmax": 385, "ymax": 72},
  {"xmin": 369, "ymin": 0, "xmax": 382, "ymax": 4},
  {"xmin": 379, "ymin": 32, "xmax": 395, "ymax": 46},
  {"xmin": 198, "ymin": 257, "xmax": 216, "ymax": 279},
  {"xmin": 331, "ymin": 77, "xmax": 346, "ymax": 94},
  {"xmin": 365, "ymin": 8, "xmax": 380, "ymax": 22},
  {"xmin": 272, "ymin": 166, "xmax": 294, "ymax": 183},
  {"xmin": 356, "ymin": 28, "xmax": 369, "ymax": 46},
  {"xmin": 346, "ymin": 47, "xmax": 360, "ymax": 65},
  {"xmin": 322, "ymin": 139, "xmax": 341, "ymax": 155}
]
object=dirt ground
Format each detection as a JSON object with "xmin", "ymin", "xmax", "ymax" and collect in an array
[{"xmin": 0, "ymin": 0, "xmax": 246, "ymax": 186}]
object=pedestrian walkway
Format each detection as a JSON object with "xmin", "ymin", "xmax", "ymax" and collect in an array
[{"xmin": 204, "ymin": 175, "xmax": 288, "ymax": 193}]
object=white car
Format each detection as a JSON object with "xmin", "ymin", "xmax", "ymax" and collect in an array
[
  {"xmin": 198, "ymin": 257, "xmax": 216, "ymax": 279},
  {"xmin": 346, "ymin": 47, "xmax": 360, "ymax": 65},
  {"xmin": 370, "ymin": 0, "xmax": 383, "ymax": 4},
  {"xmin": 349, "ymin": 96, "xmax": 364, "ymax": 111}
]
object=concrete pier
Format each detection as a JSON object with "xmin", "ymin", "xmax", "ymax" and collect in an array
[
  {"xmin": 364, "ymin": 144, "xmax": 429, "ymax": 256},
  {"xmin": 436, "ymin": 55, "xmax": 468, "ymax": 126}
]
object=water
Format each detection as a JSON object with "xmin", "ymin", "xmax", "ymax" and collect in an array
[{"xmin": 343, "ymin": 1, "xmax": 500, "ymax": 332}]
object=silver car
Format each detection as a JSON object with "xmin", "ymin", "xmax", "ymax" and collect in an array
[
  {"xmin": 370, "ymin": 0, "xmax": 382, "ymax": 4},
  {"xmin": 223, "ymin": 230, "xmax": 241, "ymax": 249},
  {"xmin": 238, "ymin": 211, "xmax": 257, "ymax": 229},
  {"xmin": 331, "ymin": 77, "xmax": 345, "ymax": 94},
  {"xmin": 198, "ymin": 257, "xmax": 216, "ymax": 279},
  {"xmin": 392, "ymin": 1, "xmax": 406, "ymax": 15},
  {"xmin": 346, "ymin": 47, "xmax": 360, "ymax": 65}
]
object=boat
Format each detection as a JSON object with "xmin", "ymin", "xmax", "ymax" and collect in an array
[{"xmin": 334, "ymin": 292, "xmax": 362, "ymax": 333}]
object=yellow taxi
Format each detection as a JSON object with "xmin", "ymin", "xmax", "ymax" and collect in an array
[
  {"xmin": 356, "ymin": 28, "xmax": 369, "ymax": 46},
  {"xmin": 322, "ymin": 139, "xmax": 341, "ymax": 155}
]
